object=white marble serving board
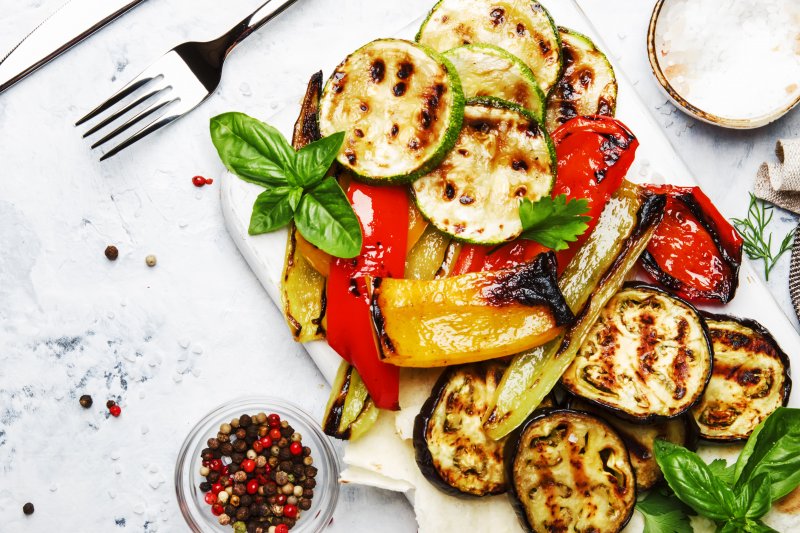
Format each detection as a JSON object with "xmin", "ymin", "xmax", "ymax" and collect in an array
[{"xmin": 220, "ymin": 1, "xmax": 800, "ymax": 531}]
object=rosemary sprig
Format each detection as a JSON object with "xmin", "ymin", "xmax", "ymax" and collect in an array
[{"xmin": 731, "ymin": 193, "xmax": 794, "ymax": 281}]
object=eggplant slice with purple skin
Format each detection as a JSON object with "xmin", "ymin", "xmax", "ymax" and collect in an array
[
  {"xmin": 566, "ymin": 397, "xmax": 696, "ymax": 491},
  {"xmin": 691, "ymin": 313, "xmax": 792, "ymax": 442},
  {"xmin": 506, "ymin": 409, "xmax": 636, "ymax": 533},
  {"xmin": 561, "ymin": 282, "xmax": 713, "ymax": 423},
  {"xmin": 414, "ymin": 362, "xmax": 557, "ymax": 497},
  {"xmin": 414, "ymin": 361, "xmax": 509, "ymax": 497}
]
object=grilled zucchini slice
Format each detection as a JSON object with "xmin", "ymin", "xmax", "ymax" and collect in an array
[
  {"xmin": 413, "ymin": 100, "xmax": 555, "ymax": 244},
  {"xmin": 414, "ymin": 361, "xmax": 509, "ymax": 496},
  {"xmin": 566, "ymin": 398, "xmax": 695, "ymax": 491},
  {"xmin": 444, "ymin": 44, "xmax": 545, "ymax": 122},
  {"xmin": 562, "ymin": 283, "xmax": 713, "ymax": 422},
  {"xmin": 506, "ymin": 409, "xmax": 636, "ymax": 533},
  {"xmin": 417, "ymin": 0, "xmax": 562, "ymax": 94},
  {"xmin": 319, "ymin": 38, "xmax": 464, "ymax": 183},
  {"xmin": 545, "ymin": 27, "xmax": 617, "ymax": 132},
  {"xmin": 691, "ymin": 314, "xmax": 791, "ymax": 442}
]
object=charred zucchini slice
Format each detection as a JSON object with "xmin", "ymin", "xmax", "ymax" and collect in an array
[
  {"xmin": 562, "ymin": 283, "xmax": 713, "ymax": 422},
  {"xmin": 417, "ymin": 0, "xmax": 562, "ymax": 94},
  {"xmin": 444, "ymin": 44, "xmax": 545, "ymax": 121},
  {"xmin": 414, "ymin": 362, "xmax": 508, "ymax": 496},
  {"xmin": 691, "ymin": 314, "xmax": 792, "ymax": 442},
  {"xmin": 507, "ymin": 409, "xmax": 636, "ymax": 533},
  {"xmin": 318, "ymin": 38, "xmax": 464, "ymax": 183},
  {"xmin": 566, "ymin": 398, "xmax": 695, "ymax": 491},
  {"xmin": 370, "ymin": 251, "xmax": 573, "ymax": 367},
  {"xmin": 413, "ymin": 100, "xmax": 555, "ymax": 244},
  {"xmin": 545, "ymin": 27, "xmax": 617, "ymax": 132}
]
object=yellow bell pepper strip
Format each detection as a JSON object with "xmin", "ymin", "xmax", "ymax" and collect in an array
[{"xmin": 369, "ymin": 251, "xmax": 574, "ymax": 367}]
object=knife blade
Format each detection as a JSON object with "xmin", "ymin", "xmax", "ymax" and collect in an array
[{"xmin": 0, "ymin": 0, "xmax": 147, "ymax": 95}]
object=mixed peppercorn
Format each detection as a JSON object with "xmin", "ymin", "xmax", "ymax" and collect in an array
[{"xmin": 199, "ymin": 412, "xmax": 316, "ymax": 532}]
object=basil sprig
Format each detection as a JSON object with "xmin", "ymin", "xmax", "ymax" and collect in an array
[
  {"xmin": 645, "ymin": 408, "xmax": 800, "ymax": 533},
  {"xmin": 210, "ymin": 112, "xmax": 362, "ymax": 258}
]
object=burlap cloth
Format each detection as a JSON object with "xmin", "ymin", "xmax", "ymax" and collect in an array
[
  {"xmin": 754, "ymin": 139, "xmax": 800, "ymax": 213},
  {"xmin": 754, "ymin": 138, "xmax": 800, "ymax": 320}
]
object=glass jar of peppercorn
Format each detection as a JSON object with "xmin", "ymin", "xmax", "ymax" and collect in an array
[{"xmin": 176, "ymin": 398, "xmax": 339, "ymax": 532}]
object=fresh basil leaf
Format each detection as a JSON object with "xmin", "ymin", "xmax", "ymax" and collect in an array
[
  {"xmin": 721, "ymin": 518, "xmax": 780, "ymax": 533},
  {"xmin": 734, "ymin": 473, "xmax": 772, "ymax": 519},
  {"xmin": 735, "ymin": 407, "xmax": 800, "ymax": 502},
  {"xmin": 210, "ymin": 112, "xmax": 295, "ymax": 187},
  {"xmin": 293, "ymin": 132, "xmax": 345, "ymax": 187},
  {"xmin": 744, "ymin": 519, "xmax": 779, "ymax": 533},
  {"xmin": 654, "ymin": 440, "xmax": 737, "ymax": 521},
  {"xmin": 636, "ymin": 488, "xmax": 694, "ymax": 533},
  {"xmin": 708, "ymin": 458, "xmax": 737, "ymax": 487},
  {"xmin": 294, "ymin": 177, "xmax": 362, "ymax": 258},
  {"xmin": 248, "ymin": 186, "xmax": 302, "ymax": 235}
]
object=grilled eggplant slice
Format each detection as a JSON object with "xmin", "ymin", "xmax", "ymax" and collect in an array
[
  {"xmin": 413, "ymin": 100, "xmax": 556, "ymax": 244},
  {"xmin": 566, "ymin": 397, "xmax": 695, "ymax": 490},
  {"xmin": 444, "ymin": 44, "xmax": 545, "ymax": 121},
  {"xmin": 417, "ymin": 0, "xmax": 562, "ymax": 94},
  {"xmin": 545, "ymin": 27, "xmax": 617, "ymax": 132},
  {"xmin": 562, "ymin": 283, "xmax": 713, "ymax": 423},
  {"xmin": 483, "ymin": 182, "xmax": 666, "ymax": 440},
  {"xmin": 414, "ymin": 362, "xmax": 509, "ymax": 496},
  {"xmin": 691, "ymin": 314, "xmax": 791, "ymax": 442},
  {"xmin": 318, "ymin": 38, "xmax": 464, "ymax": 183},
  {"xmin": 507, "ymin": 409, "xmax": 636, "ymax": 533},
  {"xmin": 281, "ymin": 72, "xmax": 327, "ymax": 342},
  {"xmin": 370, "ymin": 251, "xmax": 573, "ymax": 367},
  {"xmin": 323, "ymin": 362, "xmax": 379, "ymax": 441}
]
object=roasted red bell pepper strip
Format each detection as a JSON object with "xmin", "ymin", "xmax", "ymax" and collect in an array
[
  {"xmin": 641, "ymin": 185, "xmax": 743, "ymax": 304},
  {"xmin": 452, "ymin": 115, "xmax": 639, "ymax": 275},
  {"xmin": 326, "ymin": 182, "xmax": 408, "ymax": 410}
]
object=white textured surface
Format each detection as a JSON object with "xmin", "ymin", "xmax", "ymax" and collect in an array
[{"xmin": 0, "ymin": 1, "xmax": 799, "ymax": 533}]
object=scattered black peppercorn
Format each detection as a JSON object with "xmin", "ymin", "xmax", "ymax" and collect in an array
[
  {"xmin": 106, "ymin": 400, "xmax": 116, "ymax": 409},
  {"xmin": 104, "ymin": 245, "xmax": 119, "ymax": 261},
  {"xmin": 79, "ymin": 395, "xmax": 93, "ymax": 408},
  {"xmin": 22, "ymin": 502, "xmax": 34, "ymax": 515}
]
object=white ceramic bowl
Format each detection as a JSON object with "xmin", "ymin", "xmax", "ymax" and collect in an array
[
  {"xmin": 175, "ymin": 397, "xmax": 339, "ymax": 532},
  {"xmin": 647, "ymin": 0, "xmax": 800, "ymax": 129}
]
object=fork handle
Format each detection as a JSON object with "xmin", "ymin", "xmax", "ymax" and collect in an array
[{"xmin": 221, "ymin": 0, "xmax": 302, "ymax": 55}]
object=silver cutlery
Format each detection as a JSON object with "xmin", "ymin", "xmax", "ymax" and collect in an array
[
  {"xmin": 0, "ymin": 0, "xmax": 147, "ymax": 95},
  {"xmin": 76, "ymin": 0, "xmax": 301, "ymax": 161}
]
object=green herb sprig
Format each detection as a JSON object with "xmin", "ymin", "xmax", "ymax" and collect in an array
[
  {"xmin": 640, "ymin": 407, "xmax": 800, "ymax": 533},
  {"xmin": 519, "ymin": 194, "xmax": 592, "ymax": 251},
  {"xmin": 210, "ymin": 112, "xmax": 362, "ymax": 258},
  {"xmin": 732, "ymin": 193, "xmax": 794, "ymax": 281}
]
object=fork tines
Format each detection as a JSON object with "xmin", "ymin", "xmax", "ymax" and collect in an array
[{"xmin": 75, "ymin": 53, "xmax": 190, "ymax": 161}]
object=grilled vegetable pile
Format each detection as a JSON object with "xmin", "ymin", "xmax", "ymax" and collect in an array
[{"xmin": 209, "ymin": 0, "xmax": 797, "ymax": 530}]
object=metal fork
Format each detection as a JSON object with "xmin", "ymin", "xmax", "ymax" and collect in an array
[{"xmin": 76, "ymin": 0, "xmax": 300, "ymax": 161}]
